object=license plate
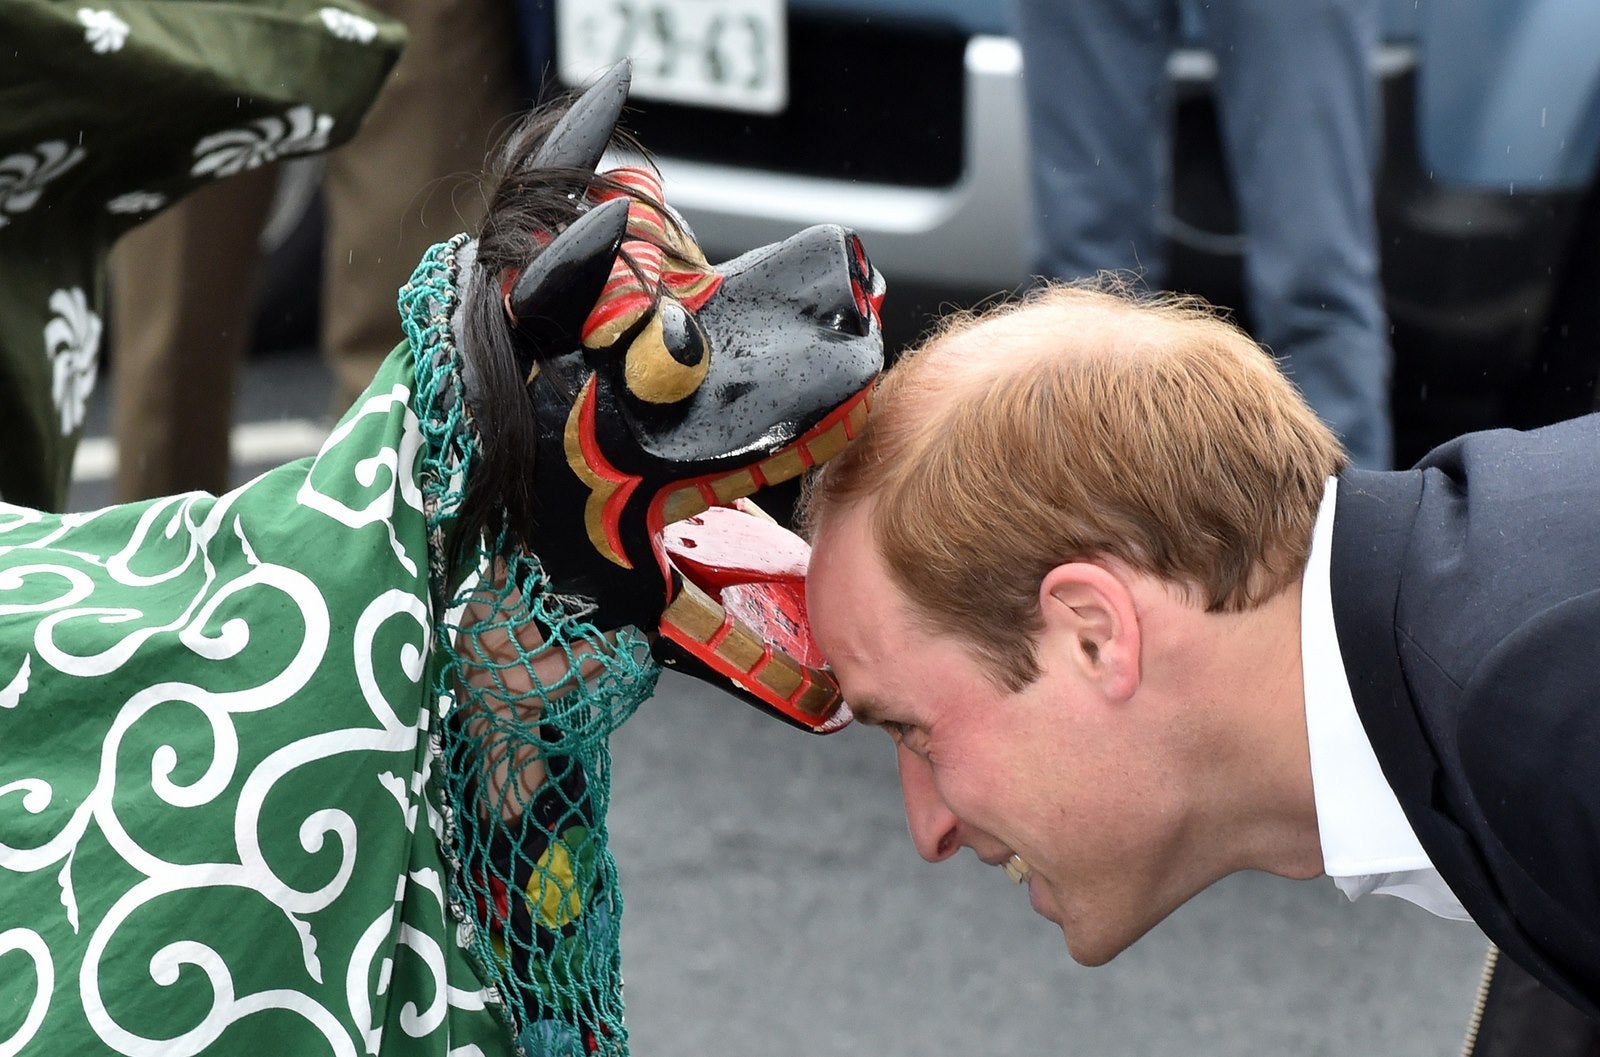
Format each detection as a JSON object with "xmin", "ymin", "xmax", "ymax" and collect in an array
[{"xmin": 557, "ymin": 0, "xmax": 788, "ymax": 115}]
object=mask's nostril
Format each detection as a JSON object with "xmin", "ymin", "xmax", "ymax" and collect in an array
[{"xmin": 848, "ymin": 233, "xmax": 871, "ymax": 277}]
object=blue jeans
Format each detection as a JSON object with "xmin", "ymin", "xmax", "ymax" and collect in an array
[{"xmin": 1014, "ymin": 0, "xmax": 1393, "ymax": 468}]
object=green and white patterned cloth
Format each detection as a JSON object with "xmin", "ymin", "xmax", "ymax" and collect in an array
[
  {"xmin": 0, "ymin": 0, "xmax": 404, "ymax": 510},
  {"xmin": 0, "ymin": 238, "xmax": 657, "ymax": 1055}
]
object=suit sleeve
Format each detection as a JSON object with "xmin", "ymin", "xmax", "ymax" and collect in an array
[{"xmin": 1455, "ymin": 589, "xmax": 1600, "ymax": 1009}]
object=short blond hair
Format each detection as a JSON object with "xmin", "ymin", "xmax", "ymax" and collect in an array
[{"xmin": 800, "ymin": 279, "xmax": 1345, "ymax": 689}]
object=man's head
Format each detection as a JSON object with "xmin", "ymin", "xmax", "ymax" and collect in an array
[
  {"xmin": 801, "ymin": 279, "xmax": 1343, "ymax": 689},
  {"xmin": 802, "ymin": 280, "xmax": 1340, "ymax": 963}
]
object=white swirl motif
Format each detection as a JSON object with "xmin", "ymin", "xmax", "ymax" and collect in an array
[
  {"xmin": 81, "ymin": 914, "xmax": 360, "ymax": 1057},
  {"xmin": 319, "ymin": 7, "xmax": 379, "ymax": 42},
  {"xmin": 77, "ymin": 8, "xmax": 130, "ymax": 52},
  {"xmin": 0, "ymin": 654, "xmax": 28, "ymax": 708},
  {"xmin": 0, "ymin": 928, "xmax": 53, "ymax": 1057},
  {"xmin": 297, "ymin": 385, "xmax": 426, "ymax": 577},
  {"xmin": 107, "ymin": 190, "xmax": 167, "ymax": 214},
  {"xmin": 0, "ymin": 349, "xmax": 525, "ymax": 1052},
  {"xmin": 43, "ymin": 287, "xmax": 102, "ymax": 436},
  {"xmin": 0, "ymin": 503, "xmax": 106, "ymax": 550},
  {"xmin": 190, "ymin": 106, "xmax": 334, "ymax": 180},
  {"xmin": 0, "ymin": 141, "xmax": 86, "ymax": 227}
]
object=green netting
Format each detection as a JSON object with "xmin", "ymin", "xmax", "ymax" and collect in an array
[{"xmin": 402, "ymin": 233, "xmax": 659, "ymax": 1057}]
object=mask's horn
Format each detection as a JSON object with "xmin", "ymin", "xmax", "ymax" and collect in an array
[
  {"xmin": 506, "ymin": 196, "xmax": 630, "ymax": 357},
  {"xmin": 528, "ymin": 59, "xmax": 632, "ymax": 173}
]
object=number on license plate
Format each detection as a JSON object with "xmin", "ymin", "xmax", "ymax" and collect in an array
[{"xmin": 557, "ymin": 0, "xmax": 788, "ymax": 114}]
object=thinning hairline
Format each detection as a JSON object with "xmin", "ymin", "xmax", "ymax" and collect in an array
[
  {"xmin": 910, "ymin": 293, "xmax": 1208, "ymax": 401},
  {"xmin": 855, "ymin": 292, "xmax": 1275, "ymax": 629}
]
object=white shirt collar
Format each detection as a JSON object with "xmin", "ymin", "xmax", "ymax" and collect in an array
[{"xmin": 1301, "ymin": 477, "xmax": 1471, "ymax": 921}]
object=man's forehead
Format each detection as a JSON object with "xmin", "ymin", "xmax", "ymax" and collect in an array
[
  {"xmin": 807, "ymin": 496, "xmax": 877, "ymax": 574},
  {"xmin": 807, "ymin": 503, "xmax": 902, "ymax": 655}
]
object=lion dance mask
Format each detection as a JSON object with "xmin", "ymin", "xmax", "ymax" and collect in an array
[{"xmin": 0, "ymin": 61, "xmax": 882, "ymax": 1057}]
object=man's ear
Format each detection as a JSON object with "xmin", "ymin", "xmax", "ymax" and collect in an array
[{"xmin": 1037, "ymin": 562, "xmax": 1141, "ymax": 702}]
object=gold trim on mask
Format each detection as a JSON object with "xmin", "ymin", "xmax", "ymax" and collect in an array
[
  {"xmin": 623, "ymin": 309, "xmax": 709, "ymax": 404},
  {"xmin": 563, "ymin": 375, "xmax": 640, "ymax": 568}
]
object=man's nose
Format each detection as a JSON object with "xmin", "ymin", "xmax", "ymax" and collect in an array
[{"xmin": 896, "ymin": 743, "xmax": 961, "ymax": 862}]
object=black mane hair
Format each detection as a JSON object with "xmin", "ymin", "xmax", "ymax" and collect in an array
[{"xmin": 451, "ymin": 93, "xmax": 676, "ymax": 578}]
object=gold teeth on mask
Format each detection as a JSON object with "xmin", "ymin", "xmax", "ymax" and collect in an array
[
  {"xmin": 660, "ymin": 577, "xmax": 842, "ymax": 720},
  {"xmin": 659, "ymin": 388, "xmax": 872, "ymax": 525}
]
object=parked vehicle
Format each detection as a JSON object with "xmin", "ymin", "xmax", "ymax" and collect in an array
[{"xmin": 546, "ymin": 0, "xmax": 1600, "ymax": 459}]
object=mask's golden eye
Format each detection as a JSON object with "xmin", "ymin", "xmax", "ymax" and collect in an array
[{"xmin": 624, "ymin": 299, "xmax": 709, "ymax": 404}]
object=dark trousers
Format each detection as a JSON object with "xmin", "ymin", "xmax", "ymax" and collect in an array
[
  {"xmin": 1012, "ymin": 0, "xmax": 1393, "ymax": 468},
  {"xmin": 109, "ymin": 0, "xmax": 522, "ymax": 501}
]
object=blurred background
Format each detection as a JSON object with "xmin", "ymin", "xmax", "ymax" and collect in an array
[
  {"xmin": 70, "ymin": 0, "xmax": 1598, "ymax": 1051},
  {"xmin": 205, "ymin": 0, "xmax": 1600, "ymax": 466}
]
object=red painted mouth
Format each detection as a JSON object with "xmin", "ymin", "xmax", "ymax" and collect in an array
[
  {"xmin": 656, "ymin": 504, "xmax": 850, "ymax": 733},
  {"xmin": 646, "ymin": 384, "xmax": 875, "ymax": 733}
]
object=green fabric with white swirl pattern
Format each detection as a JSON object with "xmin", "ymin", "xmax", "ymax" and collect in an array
[
  {"xmin": 0, "ymin": 0, "xmax": 404, "ymax": 510},
  {"xmin": 0, "ymin": 236, "xmax": 658, "ymax": 1054}
]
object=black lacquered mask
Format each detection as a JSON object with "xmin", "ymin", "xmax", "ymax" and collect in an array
[{"xmin": 460, "ymin": 61, "xmax": 885, "ymax": 732}]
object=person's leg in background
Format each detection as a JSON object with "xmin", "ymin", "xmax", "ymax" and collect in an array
[
  {"xmin": 319, "ymin": 0, "xmax": 525, "ymax": 412},
  {"xmin": 1012, "ymin": 0, "xmax": 1176, "ymax": 284},
  {"xmin": 109, "ymin": 166, "xmax": 277, "ymax": 501},
  {"xmin": 106, "ymin": 2, "xmax": 529, "ymax": 500},
  {"xmin": 1205, "ymin": 0, "xmax": 1393, "ymax": 469}
]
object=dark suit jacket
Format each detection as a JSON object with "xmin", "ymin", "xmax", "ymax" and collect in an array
[{"xmin": 1331, "ymin": 412, "xmax": 1600, "ymax": 1022}]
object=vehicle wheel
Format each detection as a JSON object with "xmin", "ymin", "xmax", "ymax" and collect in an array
[{"xmin": 1507, "ymin": 183, "xmax": 1600, "ymax": 427}]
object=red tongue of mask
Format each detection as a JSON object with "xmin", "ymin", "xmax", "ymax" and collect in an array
[{"xmin": 655, "ymin": 503, "xmax": 852, "ymax": 734}]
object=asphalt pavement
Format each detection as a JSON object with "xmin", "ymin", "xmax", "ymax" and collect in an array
[
  {"xmin": 69, "ymin": 348, "xmax": 1492, "ymax": 1057},
  {"xmin": 612, "ymin": 672, "xmax": 1489, "ymax": 1057}
]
